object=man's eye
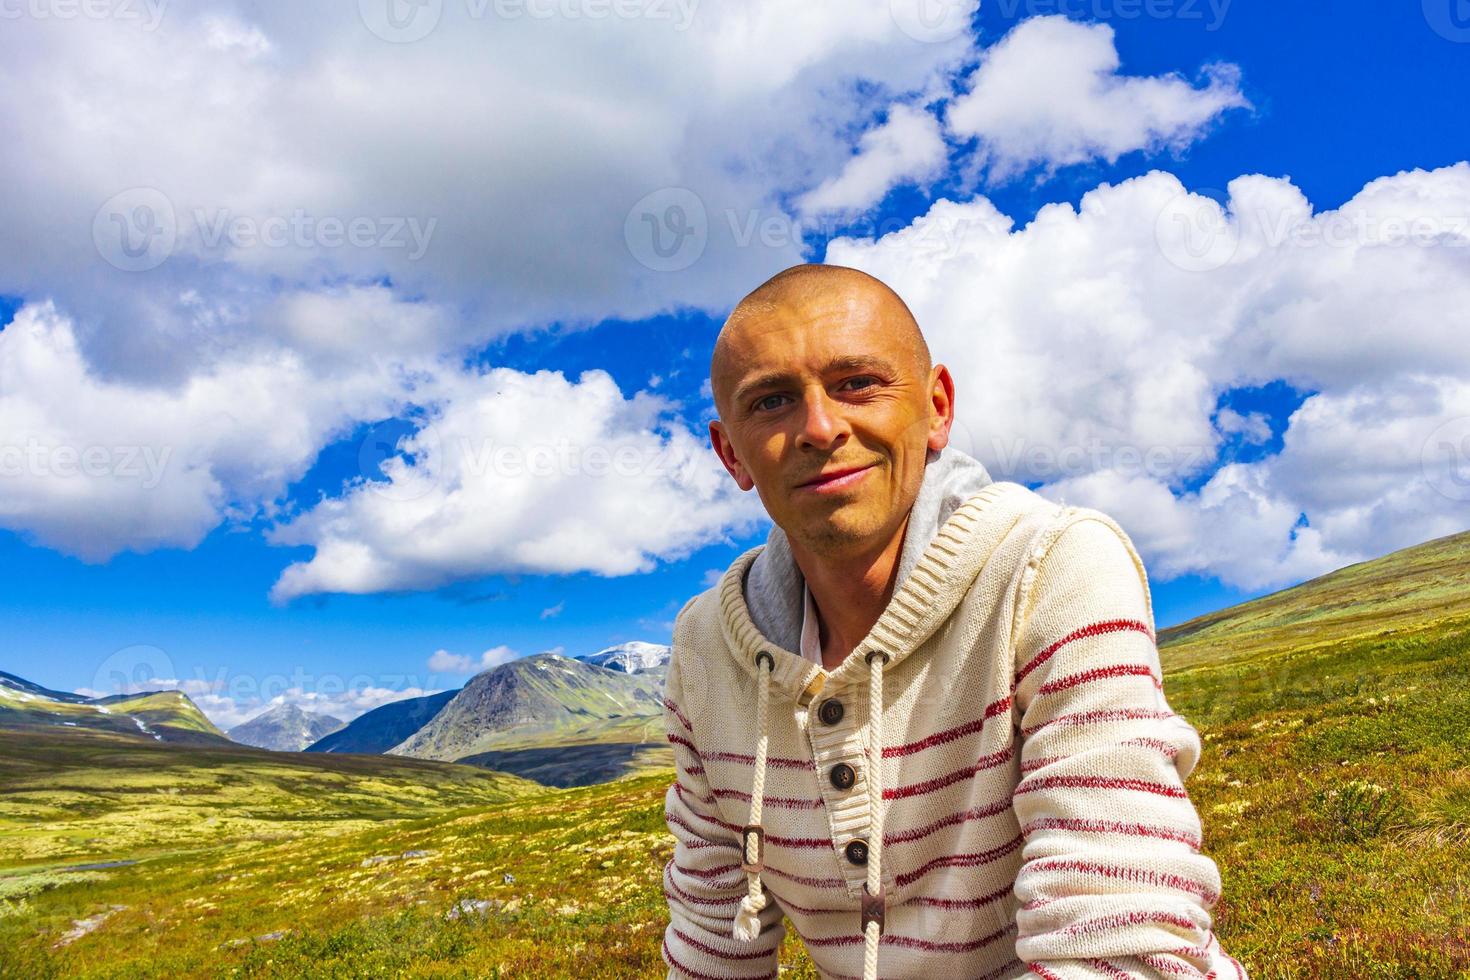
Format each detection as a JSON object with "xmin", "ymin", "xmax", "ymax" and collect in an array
[
  {"xmin": 842, "ymin": 376, "xmax": 879, "ymax": 392},
  {"xmin": 754, "ymin": 394, "xmax": 788, "ymax": 412}
]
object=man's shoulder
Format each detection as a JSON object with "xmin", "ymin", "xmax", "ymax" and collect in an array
[{"xmin": 669, "ymin": 548, "xmax": 757, "ymax": 674}]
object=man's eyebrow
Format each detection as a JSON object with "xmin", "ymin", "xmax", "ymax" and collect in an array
[{"xmin": 729, "ymin": 355, "xmax": 900, "ymax": 407}]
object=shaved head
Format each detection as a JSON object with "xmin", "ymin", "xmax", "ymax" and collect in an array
[
  {"xmin": 710, "ymin": 264, "xmax": 930, "ymax": 419},
  {"xmin": 705, "ymin": 262, "xmax": 954, "ymax": 563}
]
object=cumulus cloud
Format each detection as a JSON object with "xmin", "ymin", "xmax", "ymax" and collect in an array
[
  {"xmin": 426, "ymin": 645, "xmax": 518, "ymax": 676},
  {"xmin": 825, "ymin": 162, "xmax": 1470, "ymax": 591},
  {"xmin": 0, "ymin": 2, "xmax": 980, "ymax": 375},
  {"xmin": 0, "ymin": 297, "xmax": 431, "ymax": 560},
  {"xmin": 797, "ymin": 103, "xmax": 948, "ymax": 218},
  {"xmin": 946, "ymin": 16, "xmax": 1248, "ymax": 181},
  {"xmin": 266, "ymin": 365, "xmax": 767, "ymax": 601}
]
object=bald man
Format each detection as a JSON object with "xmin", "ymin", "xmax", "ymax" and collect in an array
[{"xmin": 659, "ymin": 264, "xmax": 1247, "ymax": 980}]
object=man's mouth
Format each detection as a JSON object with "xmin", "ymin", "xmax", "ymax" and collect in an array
[{"xmin": 794, "ymin": 461, "xmax": 878, "ymax": 492}]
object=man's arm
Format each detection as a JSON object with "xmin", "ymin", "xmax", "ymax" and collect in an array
[
  {"xmin": 1009, "ymin": 513, "xmax": 1248, "ymax": 980},
  {"xmin": 660, "ymin": 644, "xmax": 786, "ymax": 980}
]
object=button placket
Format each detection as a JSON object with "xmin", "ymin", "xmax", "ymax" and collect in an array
[{"xmin": 806, "ymin": 680, "xmax": 876, "ymax": 896}]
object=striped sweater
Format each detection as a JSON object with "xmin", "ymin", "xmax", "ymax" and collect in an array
[{"xmin": 660, "ymin": 480, "xmax": 1248, "ymax": 980}]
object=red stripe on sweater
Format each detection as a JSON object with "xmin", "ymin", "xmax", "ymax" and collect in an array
[
  {"xmin": 663, "ymin": 866, "xmax": 740, "ymax": 909},
  {"xmin": 663, "ymin": 937, "xmax": 776, "ymax": 980},
  {"xmin": 664, "ymin": 697, "xmax": 694, "ymax": 733},
  {"xmin": 1014, "ymin": 618, "xmax": 1154, "ymax": 688},
  {"xmin": 884, "ymin": 798, "xmax": 1014, "ymax": 845},
  {"xmin": 675, "ymin": 779, "xmax": 716, "ymax": 807},
  {"xmin": 804, "ymin": 921, "xmax": 1014, "ymax": 953},
  {"xmin": 894, "ymin": 834, "xmax": 1025, "ymax": 888},
  {"xmin": 1020, "ymin": 816, "xmax": 1201, "ymax": 850},
  {"xmin": 1027, "ymin": 964, "xmax": 1064, "ymax": 980},
  {"xmin": 669, "ymin": 803, "xmax": 833, "ymax": 849},
  {"xmin": 705, "ymin": 749, "xmax": 816, "ymax": 770},
  {"xmin": 1021, "ymin": 737, "xmax": 1181, "ymax": 774},
  {"xmin": 826, "ymin": 957, "xmax": 1023, "ymax": 980},
  {"xmin": 673, "ymin": 860, "xmax": 741, "ymax": 882},
  {"xmin": 712, "ymin": 787, "xmax": 825, "ymax": 810},
  {"xmin": 884, "ymin": 745, "xmax": 1016, "ymax": 800},
  {"xmin": 1014, "ymin": 773, "xmax": 1188, "ymax": 799},
  {"xmin": 1139, "ymin": 953, "xmax": 1209, "ymax": 978},
  {"xmin": 1063, "ymin": 908, "xmax": 1202, "ymax": 936},
  {"xmin": 1086, "ymin": 960, "xmax": 1137, "ymax": 980},
  {"xmin": 906, "ymin": 882, "xmax": 1013, "ymax": 910},
  {"xmin": 672, "ymin": 925, "xmax": 778, "ymax": 962},
  {"xmin": 1021, "ymin": 708, "xmax": 1175, "ymax": 737},
  {"xmin": 668, "ymin": 732, "xmax": 703, "ymax": 757},
  {"xmin": 1035, "ymin": 662, "xmax": 1162, "ymax": 696},
  {"xmin": 882, "ymin": 695, "xmax": 1012, "ymax": 758},
  {"xmin": 1023, "ymin": 858, "xmax": 1219, "ymax": 904}
]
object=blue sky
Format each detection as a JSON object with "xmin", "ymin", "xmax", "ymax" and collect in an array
[{"xmin": 2, "ymin": 1, "xmax": 1467, "ymax": 726}]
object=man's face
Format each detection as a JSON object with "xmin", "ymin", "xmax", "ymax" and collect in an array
[{"xmin": 709, "ymin": 290, "xmax": 953, "ymax": 559}]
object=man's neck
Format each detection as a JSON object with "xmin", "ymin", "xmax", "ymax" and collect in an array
[{"xmin": 791, "ymin": 511, "xmax": 911, "ymax": 670}]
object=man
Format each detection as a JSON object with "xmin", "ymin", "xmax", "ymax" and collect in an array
[{"xmin": 660, "ymin": 264, "xmax": 1247, "ymax": 980}]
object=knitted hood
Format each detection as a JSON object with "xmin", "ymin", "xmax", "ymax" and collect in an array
[{"xmin": 728, "ymin": 444, "xmax": 997, "ymax": 979}]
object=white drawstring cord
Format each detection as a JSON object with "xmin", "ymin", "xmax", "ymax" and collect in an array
[
  {"xmin": 734, "ymin": 650, "xmax": 773, "ymax": 942},
  {"xmin": 862, "ymin": 648, "xmax": 888, "ymax": 980}
]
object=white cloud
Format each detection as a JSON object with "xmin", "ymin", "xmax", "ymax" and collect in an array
[
  {"xmin": 1215, "ymin": 407, "xmax": 1272, "ymax": 445},
  {"xmin": 0, "ymin": 298, "xmax": 428, "ymax": 560},
  {"xmin": 797, "ymin": 103, "xmax": 948, "ymax": 218},
  {"xmin": 825, "ymin": 162, "xmax": 1470, "ymax": 591},
  {"xmin": 426, "ymin": 645, "xmax": 518, "ymax": 676},
  {"xmin": 946, "ymin": 16, "xmax": 1248, "ymax": 181},
  {"xmin": 540, "ymin": 601, "xmax": 566, "ymax": 619},
  {"xmin": 0, "ymin": 2, "xmax": 978, "ymax": 373},
  {"xmin": 267, "ymin": 366, "xmax": 767, "ymax": 601}
]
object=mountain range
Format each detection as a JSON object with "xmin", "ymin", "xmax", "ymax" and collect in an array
[
  {"xmin": 227, "ymin": 703, "xmax": 346, "ymax": 752},
  {"xmin": 1, "ymin": 641, "xmax": 672, "ymax": 786},
  {"xmin": 0, "ymin": 671, "xmax": 227, "ymax": 745}
]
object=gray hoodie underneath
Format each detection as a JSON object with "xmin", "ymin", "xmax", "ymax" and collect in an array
[{"xmin": 742, "ymin": 444, "xmax": 995, "ymax": 653}]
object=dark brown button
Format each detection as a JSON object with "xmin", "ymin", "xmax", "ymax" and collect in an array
[
  {"xmin": 817, "ymin": 698, "xmax": 844, "ymax": 725},
  {"xmin": 844, "ymin": 838, "xmax": 868, "ymax": 865},
  {"xmin": 829, "ymin": 762, "xmax": 856, "ymax": 790}
]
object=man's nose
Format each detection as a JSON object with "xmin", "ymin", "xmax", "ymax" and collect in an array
[{"xmin": 794, "ymin": 387, "xmax": 848, "ymax": 450}]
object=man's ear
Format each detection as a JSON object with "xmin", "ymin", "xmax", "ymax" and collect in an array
[
  {"xmin": 709, "ymin": 420, "xmax": 755, "ymax": 491},
  {"xmin": 927, "ymin": 363, "xmax": 956, "ymax": 452}
]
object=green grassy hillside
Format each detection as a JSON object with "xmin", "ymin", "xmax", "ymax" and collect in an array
[
  {"xmin": 0, "ymin": 726, "xmax": 539, "ymax": 871},
  {"xmin": 2, "ymin": 530, "xmax": 1468, "ymax": 978},
  {"xmin": 0, "ymin": 686, "xmax": 229, "ymax": 744}
]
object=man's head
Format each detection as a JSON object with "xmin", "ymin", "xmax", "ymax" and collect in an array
[{"xmin": 708, "ymin": 263, "xmax": 955, "ymax": 560}]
